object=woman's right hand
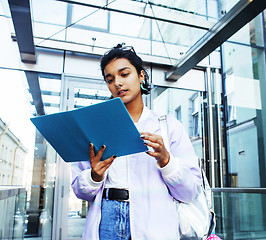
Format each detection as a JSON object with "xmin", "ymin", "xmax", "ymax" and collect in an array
[{"xmin": 89, "ymin": 143, "xmax": 116, "ymax": 182}]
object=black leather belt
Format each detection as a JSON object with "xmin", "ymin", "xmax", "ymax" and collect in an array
[{"xmin": 102, "ymin": 188, "xmax": 129, "ymax": 201}]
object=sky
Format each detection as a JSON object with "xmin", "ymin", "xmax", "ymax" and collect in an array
[{"xmin": 0, "ymin": 68, "xmax": 35, "ymax": 152}]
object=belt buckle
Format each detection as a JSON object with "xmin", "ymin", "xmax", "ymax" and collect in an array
[{"xmin": 104, "ymin": 188, "xmax": 129, "ymax": 202}]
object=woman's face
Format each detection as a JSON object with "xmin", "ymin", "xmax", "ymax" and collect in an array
[{"xmin": 104, "ymin": 58, "xmax": 145, "ymax": 106}]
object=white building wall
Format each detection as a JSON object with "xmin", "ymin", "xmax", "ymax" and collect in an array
[{"xmin": 0, "ymin": 120, "xmax": 27, "ymax": 186}]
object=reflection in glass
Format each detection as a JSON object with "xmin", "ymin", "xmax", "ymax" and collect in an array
[
  {"xmin": 25, "ymin": 132, "xmax": 56, "ymax": 238},
  {"xmin": 151, "ymin": 87, "xmax": 203, "ymax": 159},
  {"xmin": 223, "ymin": 42, "xmax": 266, "ymax": 187},
  {"xmin": 228, "ymin": 14, "xmax": 264, "ymax": 47},
  {"xmin": 213, "ymin": 190, "xmax": 266, "ymax": 239},
  {"xmin": 0, "ymin": 69, "xmax": 56, "ymax": 238},
  {"xmin": 0, "ymin": 188, "xmax": 27, "ymax": 239}
]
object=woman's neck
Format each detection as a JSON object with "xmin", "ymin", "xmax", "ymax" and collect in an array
[{"xmin": 125, "ymin": 99, "xmax": 144, "ymax": 123}]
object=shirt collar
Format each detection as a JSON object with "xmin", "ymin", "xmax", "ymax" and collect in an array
[{"xmin": 136, "ymin": 105, "xmax": 150, "ymax": 124}]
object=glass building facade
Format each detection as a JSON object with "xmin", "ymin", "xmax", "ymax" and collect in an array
[{"xmin": 0, "ymin": 0, "xmax": 266, "ymax": 239}]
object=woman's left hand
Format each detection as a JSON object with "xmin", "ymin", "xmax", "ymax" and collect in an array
[{"xmin": 140, "ymin": 132, "xmax": 170, "ymax": 168}]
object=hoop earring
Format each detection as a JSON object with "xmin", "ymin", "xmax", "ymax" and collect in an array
[{"xmin": 140, "ymin": 80, "xmax": 148, "ymax": 91}]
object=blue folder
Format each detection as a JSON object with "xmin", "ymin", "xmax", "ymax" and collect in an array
[{"xmin": 30, "ymin": 98, "xmax": 148, "ymax": 162}]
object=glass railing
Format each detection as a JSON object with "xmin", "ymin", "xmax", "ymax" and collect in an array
[
  {"xmin": 212, "ymin": 188, "xmax": 266, "ymax": 240},
  {"xmin": 1, "ymin": 186, "xmax": 266, "ymax": 239},
  {"xmin": 0, "ymin": 186, "xmax": 27, "ymax": 239}
]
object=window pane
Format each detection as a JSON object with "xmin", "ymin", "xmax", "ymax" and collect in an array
[
  {"xmin": 151, "ymin": 87, "xmax": 203, "ymax": 159},
  {"xmin": 228, "ymin": 15, "xmax": 264, "ymax": 47},
  {"xmin": 71, "ymin": 5, "xmax": 108, "ymax": 30},
  {"xmin": 0, "ymin": 69, "xmax": 57, "ymax": 238},
  {"xmin": 223, "ymin": 42, "xmax": 266, "ymax": 187}
]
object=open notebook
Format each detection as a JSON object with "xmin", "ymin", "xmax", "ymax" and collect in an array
[{"xmin": 30, "ymin": 98, "xmax": 147, "ymax": 162}]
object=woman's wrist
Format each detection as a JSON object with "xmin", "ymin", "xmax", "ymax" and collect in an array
[
  {"xmin": 91, "ymin": 169, "xmax": 104, "ymax": 182},
  {"xmin": 157, "ymin": 152, "xmax": 170, "ymax": 168}
]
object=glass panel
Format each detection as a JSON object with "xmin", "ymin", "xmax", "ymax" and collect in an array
[
  {"xmin": 34, "ymin": 22, "xmax": 67, "ymax": 42},
  {"xmin": 31, "ymin": 0, "xmax": 68, "ymax": 26},
  {"xmin": 151, "ymin": 87, "xmax": 203, "ymax": 159},
  {"xmin": 149, "ymin": 0, "xmax": 216, "ymax": 18},
  {"xmin": 27, "ymin": 0, "xmax": 220, "ymax": 60},
  {"xmin": 39, "ymin": 76, "xmax": 61, "ymax": 115},
  {"xmin": 0, "ymin": 69, "xmax": 57, "ymax": 238},
  {"xmin": 228, "ymin": 15, "xmax": 264, "ymax": 47},
  {"xmin": 110, "ymin": 11, "xmax": 145, "ymax": 37},
  {"xmin": 207, "ymin": 0, "xmax": 219, "ymax": 19},
  {"xmin": 31, "ymin": 0, "xmax": 68, "ymax": 42},
  {"xmin": 150, "ymin": 20, "xmax": 206, "ymax": 51},
  {"xmin": 110, "ymin": 0, "xmax": 147, "ymax": 15},
  {"xmin": 219, "ymin": 0, "xmax": 241, "ymax": 14},
  {"xmin": 73, "ymin": 87, "xmax": 111, "ymax": 108},
  {"xmin": 25, "ymin": 137, "xmax": 56, "ymax": 238},
  {"xmin": 0, "ymin": 187, "xmax": 27, "ymax": 239},
  {"xmin": 13, "ymin": 190, "xmax": 27, "ymax": 238},
  {"xmin": 213, "ymin": 190, "xmax": 266, "ymax": 239},
  {"xmin": 222, "ymin": 42, "xmax": 266, "ymax": 187},
  {"xmin": 71, "ymin": 4, "xmax": 108, "ymax": 30}
]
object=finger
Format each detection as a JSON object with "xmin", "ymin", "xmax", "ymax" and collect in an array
[
  {"xmin": 146, "ymin": 150, "xmax": 163, "ymax": 159},
  {"xmin": 89, "ymin": 143, "xmax": 95, "ymax": 163},
  {"xmin": 97, "ymin": 164, "xmax": 111, "ymax": 177},
  {"xmin": 102, "ymin": 156, "xmax": 116, "ymax": 170},
  {"xmin": 95, "ymin": 145, "xmax": 106, "ymax": 161},
  {"xmin": 98, "ymin": 155, "xmax": 116, "ymax": 174},
  {"xmin": 143, "ymin": 134, "xmax": 163, "ymax": 145},
  {"xmin": 140, "ymin": 132, "xmax": 158, "ymax": 136},
  {"xmin": 144, "ymin": 141, "xmax": 161, "ymax": 151},
  {"xmin": 100, "ymin": 155, "xmax": 117, "ymax": 168},
  {"xmin": 145, "ymin": 150, "xmax": 156, "ymax": 156},
  {"xmin": 141, "ymin": 133, "xmax": 160, "ymax": 146},
  {"xmin": 140, "ymin": 132, "xmax": 151, "ymax": 139}
]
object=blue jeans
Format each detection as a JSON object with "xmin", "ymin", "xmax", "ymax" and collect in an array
[{"xmin": 99, "ymin": 199, "xmax": 131, "ymax": 240}]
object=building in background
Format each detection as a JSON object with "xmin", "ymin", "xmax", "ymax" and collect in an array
[
  {"xmin": 0, "ymin": 118, "xmax": 27, "ymax": 185},
  {"xmin": 152, "ymin": 87, "xmax": 203, "ymax": 158}
]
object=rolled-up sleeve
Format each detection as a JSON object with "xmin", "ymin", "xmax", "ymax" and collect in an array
[{"xmin": 71, "ymin": 162, "xmax": 105, "ymax": 202}]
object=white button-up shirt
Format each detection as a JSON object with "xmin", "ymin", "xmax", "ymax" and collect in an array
[{"xmin": 71, "ymin": 107, "xmax": 202, "ymax": 240}]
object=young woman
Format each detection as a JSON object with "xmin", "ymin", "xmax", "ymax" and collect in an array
[{"xmin": 71, "ymin": 44, "xmax": 202, "ymax": 240}]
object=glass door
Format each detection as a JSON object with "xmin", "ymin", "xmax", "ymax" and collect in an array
[
  {"xmin": 150, "ymin": 67, "xmax": 226, "ymax": 189},
  {"xmin": 53, "ymin": 75, "xmax": 111, "ymax": 240}
]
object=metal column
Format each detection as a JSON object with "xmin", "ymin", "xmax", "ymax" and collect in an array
[{"xmin": 206, "ymin": 67, "xmax": 216, "ymax": 188}]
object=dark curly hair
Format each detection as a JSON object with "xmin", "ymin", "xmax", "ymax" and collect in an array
[{"xmin": 100, "ymin": 44, "xmax": 151, "ymax": 95}]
